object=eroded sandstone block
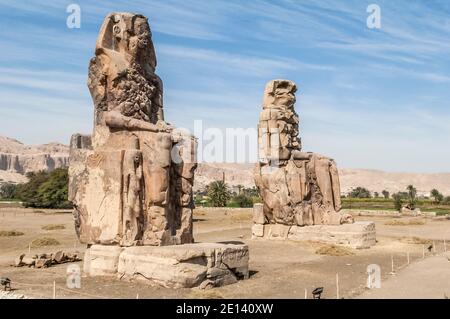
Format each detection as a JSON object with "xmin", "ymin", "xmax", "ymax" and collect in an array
[
  {"xmin": 81, "ymin": 243, "xmax": 250, "ymax": 289},
  {"xmin": 253, "ymin": 222, "xmax": 376, "ymax": 249},
  {"xmin": 252, "ymin": 224, "xmax": 265, "ymax": 238},
  {"xmin": 69, "ymin": 13, "xmax": 197, "ymax": 247},
  {"xmin": 68, "ymin": 12, "xmax": 248, "ymax": 290},
  {"xmin": 84, "ymin": 245, "xmax": 124, "ymax": 277},
  {"xmin": 287, "ymin": 221, "xmax": 376, "ymax": 249},
  {"xmin": 254, "ymin": 80, "xmax": 353, "ymax": 227},
  {"xmin": 253, "ymin": 203, "xmax": 265, "ymax": 225}
]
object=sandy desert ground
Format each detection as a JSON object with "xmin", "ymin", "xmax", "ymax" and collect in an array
[{"xmin": 0, "ymin": 207, "xmax": 449, "ymax": 299}]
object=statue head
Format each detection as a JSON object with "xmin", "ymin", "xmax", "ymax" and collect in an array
[
  {"xmin": 96, "ymin": 12, "xmax": 157, "ymax": 73},
  {"xmin": 263, "ymin": 80, "xmax": 297, "ymax": 109}
]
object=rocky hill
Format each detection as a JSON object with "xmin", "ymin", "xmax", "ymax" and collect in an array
[
  {"xmin": 0, "ymin": 136, "xmax": 69, "ymax": 184},
  {"xmin": 1, "ymin": 136, "xmax": 449, "ymax": 196},
  {"xmin": 195, "ymin": 164, "xmax": 450, "ymax": 197}
]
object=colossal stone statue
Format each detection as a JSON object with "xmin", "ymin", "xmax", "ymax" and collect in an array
[
  {"xmin": 69, "ymin": 13, "xmax": 197, "ymax": 247},
  {"xmin": 68, "ymin": 12, "xmax": 250, "ymax": 289},
  {"xmin": 254, "ymin": 80, "xmax": 354, "ymax": 227}
]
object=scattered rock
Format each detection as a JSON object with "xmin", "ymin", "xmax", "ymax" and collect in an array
[
  {"xmin": 14, "ymin": 254, "xmax": 25, "ymax": 267},
  {"xmin": 14, "ymin": 250, "xmax": 81, "ymax": 268}
]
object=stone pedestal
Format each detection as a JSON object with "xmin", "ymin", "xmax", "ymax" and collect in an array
[
  {"xmin": 83, "ymin": 243, "xmax": 249, "ymax": 289},
  {"xmin": 83, "ymin": 245, "xmax": 124, "ymax": 276},
  {"xmin": 252, "ymin": 222, "xmax": 376, "ymax": 249}
]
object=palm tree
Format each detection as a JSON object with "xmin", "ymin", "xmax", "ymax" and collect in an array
[
  {"xmin": 207, "ymin": 181, "xmax": 231, "ymax": 207},
  {"xmin": 407, "ymin": 185, "xmax": 417, "ymax": 209},
  {"xmin": 382, "ymin": 190, "xmax": 390, "ymax": 199},
  {"xmin": 430, "ymin": 189, "xmax": 443, "ymax": 204}
]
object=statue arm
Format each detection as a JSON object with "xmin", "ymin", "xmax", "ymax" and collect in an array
[
  {"xmin": 104, "ymin": 111, "xmax": 170, "ymax": 132},
  {"xmin": 291, "ymin": 150, "xmax": 313, "ymax": 160}
]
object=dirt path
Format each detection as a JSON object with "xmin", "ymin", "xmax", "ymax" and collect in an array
[
  {"xmin": 0, "ymin": 208, "xmax": 449, "ymax": 299},
  {"xmin": 357, "ymin": 252, "xmax": 450, "ymax": 299}
]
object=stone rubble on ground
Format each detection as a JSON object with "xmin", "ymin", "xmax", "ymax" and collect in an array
[
  {"xmin": 68, "ymin": 12, "xmax": 249, "ymax": 289},
  {"xmin": 13, "ymin": 250, "xmax": 81, "ymax": 268}
]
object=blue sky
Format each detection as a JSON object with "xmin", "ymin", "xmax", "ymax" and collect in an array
[{"xmin": 0, "ymin": 0, "xmax": 449, "ymax": 172}]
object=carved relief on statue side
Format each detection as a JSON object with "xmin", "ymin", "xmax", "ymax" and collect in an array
[{"xmin": 121, "ymin": 149, "xmax": 144, "ymax": 246}]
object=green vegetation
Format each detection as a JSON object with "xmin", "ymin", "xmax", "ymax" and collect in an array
[
  {"xmin": 206, "ymin": 181, "xmax": 231, "ymax": 207},
  {"xmin": 431, "ymin": 189, "xmax": 444, "ymax": 204},
  {"xmin": 342, "ymin": 185, "xmax": 450, "ymax": 215},
  {"xmin": 13, "ymin": 168, "xmax": 72, "ymax": 209},
  {"xmin": 196, "ymin": 183, "xmax": 261, "ymax": 208},
  {"xmin": 392, "ymin": 193, "xmax": 403, "ymax": 212},
  {"xmin": 231, "ymin": 194, "xmax": 253, "ymax": 208},
  {"xmin": 406, "ymin": 185, "xmax": 417, "ymax": 209},
  {"xmin": 348, "ymin": 187, "xmax": 371, "ymax": 199},
  {"xmin": 342, "ymin": 197, "xmax": 450, "ymax": 215},
  {"xmin": 0, "ymin": 183, "xmax": 19, "ymax": 199}
]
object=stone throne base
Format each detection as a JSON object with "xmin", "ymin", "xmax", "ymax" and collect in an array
[
  {"xmin": 252, "ymin": 204, "xmax": 376, "ymax": 249},
  {"xmin": 252, "ymin": 222, "xmax": 376, "ymax": 249},
  {"xmin": 83, "ymin": 243, "xmax": 249, "ymax": 289}
]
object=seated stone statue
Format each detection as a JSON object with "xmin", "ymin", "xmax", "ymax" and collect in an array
[
  {"xmin": 69, "ymin": 13, "xmax": 197, "ymax": 247},
  {"xmin": 254, "ymin": 80, "xmax": 353, "ymax": 226}
]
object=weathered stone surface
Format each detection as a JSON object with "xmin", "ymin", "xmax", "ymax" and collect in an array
[
  {"xmin": 253, "ymin": 222, "xmax": 376, "ymax": 249},
  {"xmin": 21, "ymin": 255, "xmax": 36, "ymax": 267},
  {"xmin": 35, "ymin": 258, "xmax": 52, "ymax": 269},
  {"xmin": 254, "ymin": 80, "xmax": 353, "ymax": 227},
  {"xmin": 253, "ymin": 203, "xmax": 265, "ymax": 224},
  {"xmin": 52, "ymin": 251, "xmax": 64, "ymax": 264},
  {"xmin": 68, "ymin": 13, "xmax": 248, "ymax": 290},
  {"xmin": 267, "ymin": 224, "xmax": 291, "ymax": 240},
  {"xmin": 84, "ymin": 245, "xmax": 124, "ymax": 277},
  {"xmin": 252, "ymin": 224, "xmax": 264, "ymax": 238},
  {"xmin": 81, "ymin": 243, "xmax": 249, "ymax": 288},
  {"xmin": 68, "ymin": 13, "xmax": 197, "ymax": 247},
  {"xmin": 288, "ymin": 222, "xmax": 376, "ymax": 248}
]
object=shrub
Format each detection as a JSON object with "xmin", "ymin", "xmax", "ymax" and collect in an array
[
  {"xmin": 0, "ymin": 230, "xmax": 24, "ymax": 237},
  {"xmin": 348, "ymin": 187, "xmax": 372, "ymax": 199},
  {"xmin": 392, "ymin": 193, "xmax": 403, "ymax": 212},
  {"xmin": 231, "ymin": 194, "xmax": 253, "ymax": 208},
  {"xmin": 15, "ymin": 168, "xmax": 72, "ymax": 209},
  {"xmin": 0, "ymin": 183, "xmax": 19, "ymax": 200}
]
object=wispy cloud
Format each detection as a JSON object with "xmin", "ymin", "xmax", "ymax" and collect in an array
[{"xmin": 0, "ymin": 0, "xmax": 449, "ymax": 171}]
